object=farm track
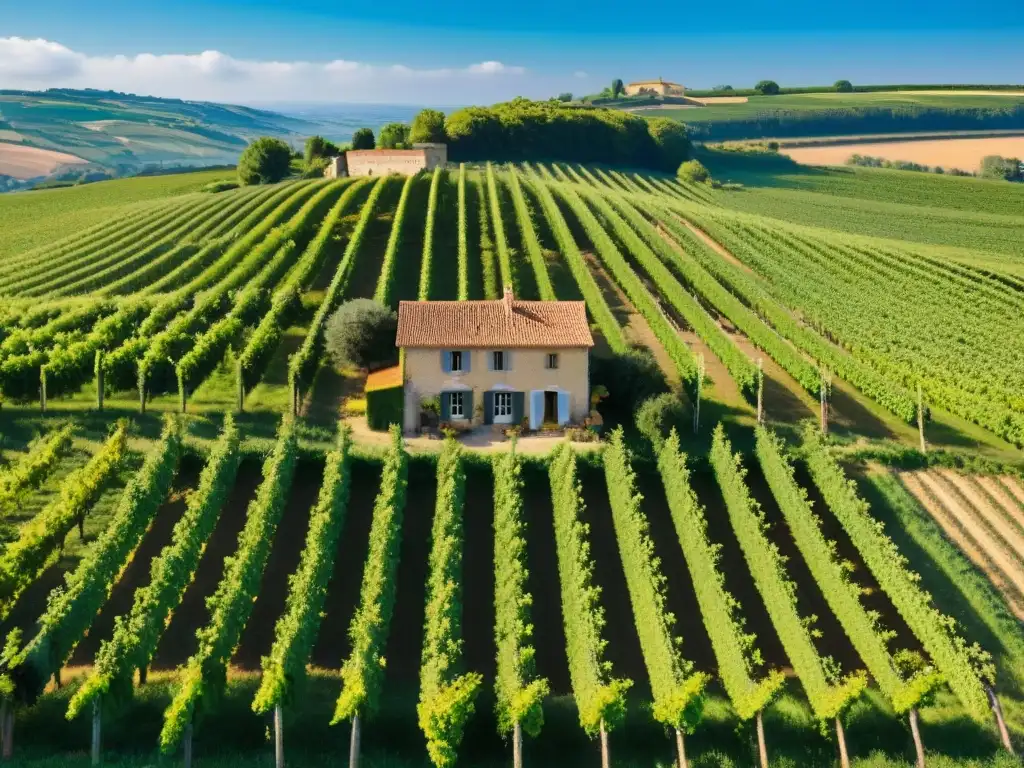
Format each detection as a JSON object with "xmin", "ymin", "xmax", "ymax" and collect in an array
[{"xmin": 900, "ymin": 470, "xmax": 1024, "ymax": 619}]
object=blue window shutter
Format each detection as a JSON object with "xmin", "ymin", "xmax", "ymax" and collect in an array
[
  {"xmin": 483, "ymin": 391, "xmax": 494, "ymax": 425},
  {"xmin": 440, "ymin": 391, "xmax": 450, "ymax": 420},
  {"xmin": 512, "ymin": 391, "xmax": 525, "ymax": 424},
  {"xmin": 558, "ymin": 391, "xmax": 570, "ymax": 425},
  {"xmin": 530, "ymin": 390, "xmax": 544, "ymax": 430},
  {"xmin": 465, "ymin": 389, "xmax": 474, "ymax": 420},
  {"xmin": 505, "ymin": 350, "xmax": 513, "ymax": 371},
  {"xmin": 487, "ymin": 352, "xmax": 494, "ymax": 372},
  {"xmin": 441, "ymin": 350, "xmax": 451, "ymax": 373},
  {"xmin": 464, "ymin": 350, "xmax": 471, "ymax": 373}
]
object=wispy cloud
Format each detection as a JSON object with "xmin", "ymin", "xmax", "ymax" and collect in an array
[{"xmin": 0, "ymin": 37, "xmax": 538, "ymax": 103}]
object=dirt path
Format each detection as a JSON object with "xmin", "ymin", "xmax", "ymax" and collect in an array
[
  {"xmin": 670, "ymin": 214, "xmax": 755, "ymax": 276},
  {"xmin": 938, "ymin": 470, "xmax": 1024, "ymax": 561},
  {"xmin": 1003, "ymin": 477, "xmax": 1024, "ymax": 507},
  {"xmin": 901, "ymin": 471, "xmax": 1024, "ymax": 618},
  {"xmin": 582, "ymin": 250, "xmax": 683, "ymax": 393}
]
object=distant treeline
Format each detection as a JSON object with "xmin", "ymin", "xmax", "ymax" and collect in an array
[
  {"xmin": 686, "ymin": 105, "xmax": 1024, "ymax": 141},
  {"xmin": 445, "ymin": 98, "xmax": 689, "ymax": 170},
  {"xmin": 846, "ymin": 154, "xmax": 975, "ymax": 176},
  {"xmin": 683, "ymin": 83, "xmax": 1024, "ymax": 98}
]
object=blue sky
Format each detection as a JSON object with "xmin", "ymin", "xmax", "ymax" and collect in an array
[{"xmin": 2, "ymin": 1, "xmax": 1022, "ymax": 104}]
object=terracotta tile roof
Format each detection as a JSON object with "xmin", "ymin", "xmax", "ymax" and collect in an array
[
  {"xmin": 347, "ymin": 149, "xmax": 427, "ymax": 158},
  {"xmin": 365, "ymin": 365, "xmax": 403, "ymax": 392},
  {"xmin": 396, "ymin": 298, "xmax": 594, "ymax": 349}
]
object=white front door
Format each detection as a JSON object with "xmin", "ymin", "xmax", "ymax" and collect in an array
[{"xmin": 493, "ymin": 391, "xmax": 514, "ymax": 424}]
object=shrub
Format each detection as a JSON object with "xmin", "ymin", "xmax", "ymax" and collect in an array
[
  {"xmin": 647, "ymin": 117, "xmax": 690, "ymax": 167},
  {"xmin": 366, "ymin": 386, "xmax": 404, "ymax": 431},
  {"xmin": 591, "ymin": 348, "xmax": 669, "ymax": 427},
  {"xmin": 677, "ymin": 159, "xmax": 710, "ymax": 184},
  {"xmin": 754, "ymin": 80, "xmax": 780, "ymax": 95},
  {"xmin": 305, "ymin": 135, "xmax": 340, "ymax": 164},
  {"xmin": 324, "ymin": 299, "xmax": 399, "ymax": 371},
  {"xmin": 237, "ymin": 137, "xmax": 293, "ymax": 185},
  {"xmin": 410, "ymin": 109, "xmax": 448, "ymax": 144},
  {"xmin": 202, "ymin": 180, "xmax": 239, "ymax": 193},
  {"xmin": 378, "ymin": 122, "xmax": 411, "ymax": 149},
  {"xmin": 556, "ymin": 92, "xmax": 573, "ymax": 102},
  {"xmin": 834, "ymin": 79, "xmax": 854, "ymax": 92},
  {"xmin": 635, "ymin": 393, "xmax": 688, "ymax": 451},
  {"xmin": 980, "ymin": 154, "xmax": 1023, "ymax": 181},
  {"xmin": 351, "ymin": 127, "xmax": 376, "ymax": 150}
]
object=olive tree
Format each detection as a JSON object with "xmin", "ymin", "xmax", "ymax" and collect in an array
[
  {"xmin": 409, "ymin": 108, "xmax": 447, "ymax": 144},
  {"xmin": 351, "ymin": 127, "xmax": 376, "ymax": 150},
  {"xmin": 325, "ymin": 299, "xmax": 399, "ymax": 370},
  {"xmin": 237, "ymin": 137, "xmax": 293, "ymax": 185}
]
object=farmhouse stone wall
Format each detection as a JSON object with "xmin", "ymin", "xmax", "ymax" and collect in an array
[
  {"xmin": 324, "ymin": 155, "xmax": 347, "ymax": 178},
  {"xmin": 401, "ymin": 347, "xmax": 590, "ymax": 432},
  {"xmin": 344, "ymin": 143, "xmax": 447, "ymax": 177},
  {"xmin": 625, "ymin": 81, "xmax": 685, "ymax": 97}
]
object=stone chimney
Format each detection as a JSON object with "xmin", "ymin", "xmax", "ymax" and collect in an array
[{"xmin": 503, "ymin": 285, "xmax": 513, "ymax": 318}]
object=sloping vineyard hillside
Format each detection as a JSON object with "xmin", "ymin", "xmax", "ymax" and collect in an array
[{"xmin": 0, "ymin": 162, "xmax": 1022, "ymax": 768}]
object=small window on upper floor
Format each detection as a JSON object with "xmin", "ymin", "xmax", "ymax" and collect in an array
[
  {"xmin": 450, "ymin": 350, "xmax": 463, "ymax": 372},
  {"xmin": 545, "ymin": 353, "xmax": 559, "ymax": 370},
  {"xmin": 492, "ymin": 350, "xmax": 506, "ymax": 371}
]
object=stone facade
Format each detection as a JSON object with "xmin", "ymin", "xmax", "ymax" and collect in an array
[
  {"xmin": 625, "ymin": 79, "xmax": 685, "ymax": 97},
  {"xmin": 324, "ymin": 155, "xmax": 347, "ymax": 179},
  {"xmin": 401, "ymin": 347, "xmax": 590, "ymax": 433},
  {"xmin": 344, "ymin": 143, "xmax": 448, "ymax": 177}
]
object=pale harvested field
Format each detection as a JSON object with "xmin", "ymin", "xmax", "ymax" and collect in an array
[
  {"xmin": 782, "ymin": 136, "xmax": 1024, "ymax": 172},
  {"xmin": 688, "ymin": 95, "xmax": 749, "ymax": 104},
  {"xmin": 900, "ymin": 90, "xmax": 1024, "ymax": 96},
  {"xmin": 0, "ymin": 141, "xmax": 87, "ymax": 179}
]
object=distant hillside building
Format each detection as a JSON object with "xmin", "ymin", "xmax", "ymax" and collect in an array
[
  {"xmin": 625, "ymin": 78, "xmax": 686, "ymax": 97},
  {"xmin": 341, "ymin": 143, "xmax": 447, "ymax": 177}
]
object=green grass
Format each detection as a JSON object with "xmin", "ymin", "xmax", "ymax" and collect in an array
[
  {"xmin": 0, "ymin": 169, "xmax": 234, "ymax": 260},
  {"xmin": 636, "ymin": 91, "xmax": 1024, "ymax": 124}
]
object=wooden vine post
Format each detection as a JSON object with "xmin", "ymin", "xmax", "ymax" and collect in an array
[
  {"xmin": 95, "ymin": 350, "xmax": 104, "ymax": 411},
  {"xmin": 909, "ymin": 707, "xmax": 925, "ymax": 768},
  {"xmin": 183, "ymin": 720, "xmax": 193, "ymax": 768},
  {"xmin": 756, "ymin": 710, "xmax": 769, "ymax": 768},
  {"xmin": 274, "ymin": 703, "xmax": 284, "ymax": 768},
  {"xmin": 177, "ymin": 373, "xmax": 186, "ymax": 414},
  {"xmin": 819, "ymin": 367, "xmax": 832, "ymax": 435},
  {"xmin": 835, "ymin": 717, "xmax": 850, "ymax": 768},
  {"xmin": 236, "ymin": 359, "xmax": 245, "ymax": 413},
  {"xmin": 137, "ymin": 368, "xmax": 146, "ymax": 415},
  {"xmin": 756, "ymin": 357, "xmax": 764, "ymax": 425},
  {"xmin": 675, "ymin": 727, "xmax": 688, "ymax": 768},
  {"xmin": 917, "ymin": 383, "xmax": 927, "ymax": 453},
  {"xmin": 348, "ymin": 711, "xmax": 361, "ymax": 768},
  {"xmin": 987, "ymin": 685, "xmax": 1015, "ymax": 754},
  {"xmin": 599, "ymin": 719, "xmax": 611, "ymax": 768},
  {"xmin": 692, "ymin": 354, "xmax": 706, "ymax": 435},
  {"xmin": 513, "ymin": 722, "xmax": 523, "ymax": 768},
  {"xmin": 40, "ymin": 368, "xmax": 47, "ymax": 413},
  {"xmin": 1, "ymin": 699, "xmax": 11, "ymax": 760},
  {"xmin": 90, "ymin": 698, "xmax": 101, "ymax": 766}
]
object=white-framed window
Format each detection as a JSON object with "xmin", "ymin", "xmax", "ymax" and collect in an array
[
  {"xmin": 494, "ymin": 391, "xmax": 513, "ymax": 422},
  {"xmin": 492, "ymin": 350, "xmax": 506, "ymax": 371},
  {"xmin": 449, "ymin": 391, "xmax": 465, "ymax": 419},
  {"xmin": 450, "ymin": 350, "xmax": 463, "ymax": 372},
  {"xmin": 545, "ymin": 353, "xmax": 559, "ymax": 370}
]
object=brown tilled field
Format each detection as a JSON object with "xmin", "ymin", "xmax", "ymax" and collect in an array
[{"xmin": 0, "ymin": 141, "xmax": 88, "ymax": 179}]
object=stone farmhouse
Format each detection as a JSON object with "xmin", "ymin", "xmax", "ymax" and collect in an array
[
  {"xmin": 325, "ymin": 143, "xmax": 447, "ymax": 178},
  {"xmin": 395, "ymin": 289, "xmax": 594, "ymax": 432},
  {"xmin": 624, "ymin": 78, "xmax": 686, "ymax": 97}
]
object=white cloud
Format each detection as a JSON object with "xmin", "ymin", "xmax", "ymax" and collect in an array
[
  {"xmin": 0, "ymin": 36, "xmax": 537, "ymax": 104},
  {"xmin": 574, "ymin": 70, "xmax": 589, "ymax": 79}
]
